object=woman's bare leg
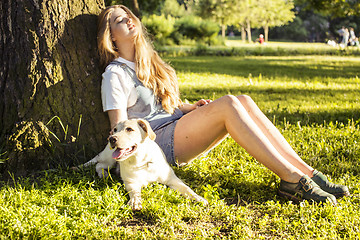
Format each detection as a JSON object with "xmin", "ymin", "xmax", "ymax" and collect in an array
[
  {"xmin": 237, "ymin": 95, "xmax": 314, "ymax": 177},
  {"xmin": 174, "ymin": 95, "xmax": 305, "ymax": 183}
]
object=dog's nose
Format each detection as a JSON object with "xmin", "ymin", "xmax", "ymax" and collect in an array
[{"xmin": 109, "ymin": 136, "xmax": 117, "ymax": 145}]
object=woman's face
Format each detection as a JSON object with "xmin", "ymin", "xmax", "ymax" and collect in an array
[{"xmin": 109, "ymin": 8, "xmax": 137, "ymax": 45}]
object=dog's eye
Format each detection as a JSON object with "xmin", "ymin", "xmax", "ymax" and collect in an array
[
  {"xmin": 125, "ymin": 127, "xmax": 134, "ymax": 132},
  {"xmin": 113, "ymin": 128, "xmax": 117, "ymax": 133}
]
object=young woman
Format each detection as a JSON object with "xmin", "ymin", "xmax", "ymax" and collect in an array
[{"xmin": 97, "ymin": 5, "xmax": 349, "ymax": 205}]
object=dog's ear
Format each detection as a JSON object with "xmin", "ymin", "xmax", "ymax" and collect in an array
[{"xmin": 137, "ymin": 119, "xmax": 156, "ymax": 141}]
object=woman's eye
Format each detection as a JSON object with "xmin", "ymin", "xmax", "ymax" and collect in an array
[{"xmin": 117, "ymin": 17, "xmax": 129, "ymax": 24}]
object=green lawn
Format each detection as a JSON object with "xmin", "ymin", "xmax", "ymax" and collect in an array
[{"xmin": 1, "ymin": 46, "xmax": 359, "ymax": 239}]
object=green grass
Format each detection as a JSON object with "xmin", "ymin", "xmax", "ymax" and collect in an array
[{"xmin": 1, "ymin": 44, "xmax": 360, "ymax": 239}]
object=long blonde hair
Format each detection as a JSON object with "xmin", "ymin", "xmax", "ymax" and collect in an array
[{"xmin": 97, "ymin": 5, "xmax": 182, "ymax": 114}]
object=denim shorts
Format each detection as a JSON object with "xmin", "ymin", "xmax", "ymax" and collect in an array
[{"xmin": 154, "ymin": 120, "xmax": 179, "ymax": 166}]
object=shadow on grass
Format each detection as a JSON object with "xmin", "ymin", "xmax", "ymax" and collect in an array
[
  {"xmin": 173, "ymin": 166, "xmax": 280, "ymax": 205},
  {"xmin": 0, "ymin": 162, "xmax": 280, "ymax": 206},
  {"xmin": 0, "ymin": 166, "xmax": 123, "ymax": 192}
]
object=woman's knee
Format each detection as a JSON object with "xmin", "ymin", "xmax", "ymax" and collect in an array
[
  {"xmin": 218, "ymin": 95, "xmax": 244, "ymax": 112},
  {"xmin": 237, "ymin": 94, "xmax": 254, "ymax": 105},
  {"xmin": 208, "ymin": 95, "xmax": 246, "ymax": 116},
  {"xmin": 220, "ymin": 94, "xmax": 241, "ymax": 103}
]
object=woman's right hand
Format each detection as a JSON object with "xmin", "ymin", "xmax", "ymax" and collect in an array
[
  {"xmin": 194, "ymin": 99, "xmax": 212, "ymax": 108},
  {"xmin": 179, "ymin": 99, "xmax": 212, "ymax": 114}
]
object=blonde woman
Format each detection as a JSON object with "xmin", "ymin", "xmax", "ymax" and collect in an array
[{"xmin": 97, "ymin": 5, "xmax": 349, "ymax": 205}]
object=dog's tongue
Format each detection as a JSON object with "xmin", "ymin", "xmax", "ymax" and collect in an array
[
  {"xmin": 112, "ymin": 148, "xmax": 125, "ymax": 159},
  {"xmin": 112, "ymin": 148, "xmax": 131, "ymax": 159}
]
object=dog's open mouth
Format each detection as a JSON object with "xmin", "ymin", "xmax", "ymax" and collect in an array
[{"xmin": 112, "ymin": 145, "xmax": 137, "ymax": 160}]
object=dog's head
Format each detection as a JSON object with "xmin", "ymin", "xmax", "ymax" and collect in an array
[{"xmin": 109, "ymin": 119, "xmax": 156, "ymax": 161}]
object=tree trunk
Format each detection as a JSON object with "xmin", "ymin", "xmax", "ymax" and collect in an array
[
  {"xmin": 241, "ymin": 26, "xmax": 246, "ymax": 42},
  {"xmin": 132, "ymin": 0, "xmax": 141, "ymax": 18},
  {"xmin": 221, "ymin": 24, "xmax": 226, "ymax": 38},
  {"xmin": 0, "ymin": 0, "xmax": 108, "ymax": 177},
  {"xmin": 264, "ymin": 24, "xmax": 269, "ymax": 42},
  {"xmin": 246, "ymin": 19, "xmax": 252, "ymax": 42}
]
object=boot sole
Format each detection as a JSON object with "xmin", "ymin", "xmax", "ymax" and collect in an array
[
  {"xmin": 278, "ymin": 189, "xmax": 338, "ymax": 206},
  {"xmin": 278, "ymin": 189, "xmax": 302, "ymax": 203},
  {"xmin": 333, "ymin": 190, "xmax": 351, "ymax": 199}
]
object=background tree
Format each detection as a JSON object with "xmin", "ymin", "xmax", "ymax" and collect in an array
[
  {"xmin": 293, "ymin": 0, "xmax": 360, "ymax": 42},
  {"xmin": 296, "ymin": 0, "xmax": 360, "ymax": 18},
  {"xmin": 233, "ymin": 0, "xmax": 260, "ymax": 42},
  {"xmin": 105, "ymin": 0, "xmax": 163, "ymax": 16},
  {"xmin": 257, "ymin": 0, "xmax": 295, "ymax": 42},
  {"xmin": 269, "ymin": 3, "xmax": 360, "ymax": 42},
  {"xmin": 142, "ymin": 14, "xmax": 175, "ymax": 44},
  {"xmin": 196, "ymin": 0, "xmax": 238, "ymax": 38},
  {"xmin": 269, "ymin": 16, "xmax": 309, "ymax": 41},
  {"xmin": 161, "ymin": 0, "xmax": 186, "ymax": 17},
  {"xmin": 0, "ymin": 0, "xmax": 107, "ymax": 177}
]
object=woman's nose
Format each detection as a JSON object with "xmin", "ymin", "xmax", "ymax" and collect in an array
[{"xmin": 126, "ymin": 17, "xmax": 132, "ymax": 24}]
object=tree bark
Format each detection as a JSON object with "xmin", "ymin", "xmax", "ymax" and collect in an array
[
  {"xmin": 0, "ymin": 0, "xmax": 108, "ymax": 177},
  {"xmin": 221, "ymin": 24, "xmax": 226, "ymax": 38},
  {"xmin": 240, "ymin": 25, "xmax": 246, "ymax": 42},
  {"xmin": 132, "ymin": 0, "xmax": 141, "ymax": 18},
  {"xmin": 264, "ymin": 24, "xmax": 269, "ymax": 42},
  {"xmin": 246, "ymin": 19, "xmax": 252, "ymax": 42}
]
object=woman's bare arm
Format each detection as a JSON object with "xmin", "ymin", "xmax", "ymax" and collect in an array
[{"xmin": 107, "ymin": 109, "xmax": 127, "ymax": 131}]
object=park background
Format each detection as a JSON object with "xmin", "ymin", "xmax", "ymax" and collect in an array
[
  {"xmin": 0, "ymin": 0, "xmax": 359, "ymax": 239},
  {"xmin": 108, "ymin": 0, "xmax": 360, "ymax": 46}
]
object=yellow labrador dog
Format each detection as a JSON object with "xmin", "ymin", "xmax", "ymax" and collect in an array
[{"xmin": 81, "ymin": 119, "xmax": 207, "ymax": 210}]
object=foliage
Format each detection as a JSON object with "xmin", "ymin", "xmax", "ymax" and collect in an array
[
  {"xmin": 235, "ymin": 0, "xmax": 295, "ymax": 42},
  {"xmin": 173, "ymin": 15, "xmax": 220, "ymax": 45},
  {"xmin": 195, "ymin": 0, "xmax": 295, "ymax": 41},
  {"xmin": 161, "ymin": 0, "xmax": 186, "ymax": 18},
  {"xmin": 142, "ymin": 14, "xmax": 175, "ymax": 44},
  {"xmin": 269, "ymin": 16, "xmax": 309, "ymax": 42},
  {"xmin": 258, "ymin": 0, "xmax": 295, "ymax": 26},
  {"xmin": 295, "ymin": 0, "xmax": 360, "ymax": 18},
  {"xmin": 141, "ymin": 13, "xmax": 220, "ymax": 46},
  {"xmin": 269, "ymin": 8, "xmax": 360, "ymax": 43},
  {"xmin": 1, "ymin": 47, "xmax": 360, "ymax": 238},
  {"xmin": 196, "ymin": 0, "xmax": 237, "ymax": 37},
  {"xmin": 137, "ymin": 0, "xmax": 221, "ymax": 45},
  {"xmin": 256, "ymin": 0, "xmax": 295, "ymax": 41},
  {"xmin": 105, "ymin": 0, "xmax": 163, "ymax": 15},
  {"xmin": 104, "ymin": 0, "xmax": 359, "ymax": 43}
]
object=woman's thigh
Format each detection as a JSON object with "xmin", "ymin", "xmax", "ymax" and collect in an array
[{"xmin": 174, "ymin": 96, "xmax": 235, "ymax": 163}]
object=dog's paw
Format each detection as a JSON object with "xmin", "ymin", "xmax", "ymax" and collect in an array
[
  {"xmin": 128, "ymin": 197, "xmax": 143, "ymax": 211},
  {"xmin": 96, "ymin": 169, "xmax": 109, "ymax": 178},
  {"xmin": 70, "ymin": 166, "xmax": 80, "ymax": 171},
  {"xmin": 194, "ymin": 195, "xmax": 208, "ymax": 205}
]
